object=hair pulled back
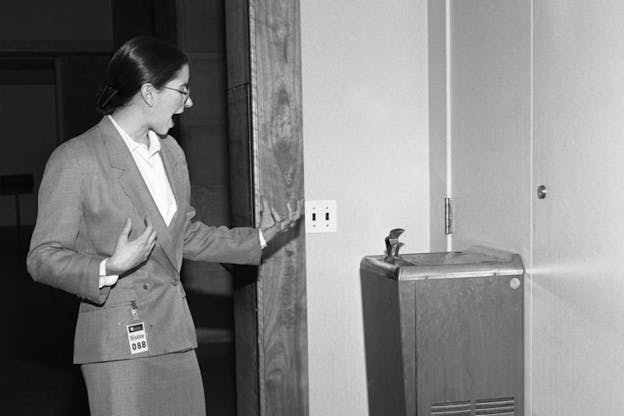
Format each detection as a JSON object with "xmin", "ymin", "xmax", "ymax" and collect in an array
[{"xmin": 96, "ymin": 36, "xmax": 188, "ymax": 115}]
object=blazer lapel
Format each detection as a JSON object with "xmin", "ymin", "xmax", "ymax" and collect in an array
[
  {"xmin": 98, "ymin": 117, "xmax": 179, "ymax": 270},
  {"xmin": 159, "ymin": 139, "xmax": 187, "ymax": 267},
  {"xmin": 159, "ymin": 140, "xmax": 185, "ymax": 230}
]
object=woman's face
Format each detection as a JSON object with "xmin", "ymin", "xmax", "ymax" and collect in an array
[{"xmin": 149, "ymin": 64, "xmax": 193, "ymax": 135}]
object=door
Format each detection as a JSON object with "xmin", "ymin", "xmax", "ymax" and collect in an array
[
  {"xmin": 533, "ymin": 2, "xmax": 624, "ymax": 414},
  {"xmin": 446, "ymin": 1, "xmax": 531, "ymax": 413},
  {"xmin": 449, "ymin": 0, "xmax": 532, "ymax": 256}
]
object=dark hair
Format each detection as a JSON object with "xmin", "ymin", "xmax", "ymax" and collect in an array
[{"xmin": 96, "ymin": 36, "xmax": 188, "ymax": 114}]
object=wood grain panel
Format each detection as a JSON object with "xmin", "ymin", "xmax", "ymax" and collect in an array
[
  {"xmin": 251, "ymin": 2, "xmax": 307, "ymax": 415},
  {"xmin": 226, "ymin": 0, "xmax": 308, "ymax": 414}
]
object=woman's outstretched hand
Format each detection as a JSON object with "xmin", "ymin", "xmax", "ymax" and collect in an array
[
  {"xmin": 107, "ymin": 217, "xmax": 157, "ymax": 275},
  {"xmin": 259, "ymin": 198, "xmax": 303, "ymax": 244}
]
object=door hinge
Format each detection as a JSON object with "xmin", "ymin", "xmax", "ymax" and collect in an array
[{"xmin": 444, "ymin": 197, "xmax": 453, "ymax": 235}]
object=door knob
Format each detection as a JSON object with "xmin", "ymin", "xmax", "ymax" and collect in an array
[{"xmin": 537, "ymin": 185, "xmax": 547, "ymax": 199}]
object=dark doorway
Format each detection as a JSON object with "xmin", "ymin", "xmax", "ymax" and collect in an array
[
  {"xmin": 0, "ymin": 57, "xmax": 92, "ymax": 415},
  {"xmin": 1, "ymin": 1, "xmax": 237, "ymax": 415}
]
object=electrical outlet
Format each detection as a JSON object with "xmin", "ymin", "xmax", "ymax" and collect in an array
[{"xmin": 305, "ymin": 200, "xmax": 337, "ymax": 233}]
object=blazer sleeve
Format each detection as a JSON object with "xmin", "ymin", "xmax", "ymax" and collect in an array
[
  {"xmin": 26, "ymin": 143, "xmax": 109, "ymax": 305},
  {"xmin": 182, "ymin": 203, "xmax": 263, "ymax": 266},
  {"xmin": 166, "ymin": 135, "xmax": 262, "ymax": 265}
]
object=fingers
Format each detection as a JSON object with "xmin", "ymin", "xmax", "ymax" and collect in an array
[
  {"xmin": 261, "ymin": 197, "xmax": 271, "ymax": 215},
  {"xmin": 142, "ymin": 238, "xmax": 156, "ymax": 261},
  {"xmin": 140, "ymin": 217, "xmax": 154, "ymax": 236},
  {"xmin": 276, "ymin": 199, "xmax": 302, "ymax": 231},
  {"xmin": 109, "ymin": 217, "xmax": 159, "ymax": 274},
  {"xmin": 290, "ymin": 199, "xmax": 302, "ymax": 219},
  {"xmin": 258, "ymin": 196, "xmax": 277, "ymax": 230},
  {"xmin": 117, "ymin": 218, "xmax": 132, "ymax": 243},
  {"xmin": 124, "ymin": 218, "xmax": 132, "ymax": 234},
  {"xmin": 133, "ymin": 217, "xmax": 157, "ymax": 255},
  {"xmin": 141, "ymin": 217, "xmax": 157, "ymax": 248},
  {"xmin": 288, "ymin": 199, "xmax": 303, "ymax": 228},
  {"xmin": 271, "ymin": 206, "xmax": 282, "ymax": 222},
  {"xmin": 146, "ymin": 229, "xmax": 157, "ymax": 250},
  {"xmin": 260, "ymin": 198, "xmax": 303, "ymax": 238},
  {"xmin": 286, "ymin": 200, "xmax": 294, "ymax": 219},
  {"xmin": 137, "ymin": 219, "xmax": 156, "ymax": 262},
  {"xmin": 298, "ymin": 199, "xmax": 303, "ymax": 217},
  {"xmin": 275, "ymin": 206, "xmax": 295, "ymax": 231},
  {"xmin": 283, "ymin": 201, "xmax": 295, "ymax": 229}
]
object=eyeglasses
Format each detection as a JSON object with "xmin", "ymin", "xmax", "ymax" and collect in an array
[{"xmin": 161, "ymin": 86, "xmax": 191, "ymax": 105}]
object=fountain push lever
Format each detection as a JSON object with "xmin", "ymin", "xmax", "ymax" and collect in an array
[{"xmin": 384, "ymin": 228, "xmax": 405, "ymax": 263}]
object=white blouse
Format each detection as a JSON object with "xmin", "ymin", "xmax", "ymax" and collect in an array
[{"xmin": 108, "ymin": 115, "xmax": 177, "ymax": 225}]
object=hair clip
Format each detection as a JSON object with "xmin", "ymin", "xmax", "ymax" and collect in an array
[{"xmin": 97, "ymin": 84, "xmax": 119, "ymax": 108}]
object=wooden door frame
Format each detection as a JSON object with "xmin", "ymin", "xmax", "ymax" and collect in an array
[{"xmin": 225, "ymin": 1, "xmax": 308, "ymax": 415}]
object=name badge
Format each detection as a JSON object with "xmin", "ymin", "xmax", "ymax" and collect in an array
[{"xmin": 127, "ymin": 322, "xmax": 149, "ymax": 354}]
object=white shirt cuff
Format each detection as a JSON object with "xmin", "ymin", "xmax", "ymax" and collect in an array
[
  {"xmin": 259, "ymin": 229, "xmax": 267, "ymax": 249},
  {"xmin": 99, "ymin": 258, "xmax": 119, "ymax": 288}
]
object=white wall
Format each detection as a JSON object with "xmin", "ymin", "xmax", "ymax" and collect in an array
[{"xmin": 300, "ymin": 1, "xmax": 429, "ymax": 414}]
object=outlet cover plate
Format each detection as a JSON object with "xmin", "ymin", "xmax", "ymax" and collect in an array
[{"xmin": 305, "ymin": 200, "xmax": 337, "ymax": 233}]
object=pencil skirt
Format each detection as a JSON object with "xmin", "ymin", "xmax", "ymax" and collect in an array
[{"xmin": 81, "ymin": 350, "xmax": 205, "ymax": 416}]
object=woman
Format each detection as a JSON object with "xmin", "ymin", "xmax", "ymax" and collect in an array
[{"xmin": 26, "ymin": 36, "xmax": 299, "ymax": 415}]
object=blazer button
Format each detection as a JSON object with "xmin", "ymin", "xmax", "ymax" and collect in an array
[
  {"xmin": 171, "ymin": 280, "xmax": 179, "ymax": 286},
  {"xmin": 142, "ymin": 283, "xmax": 150, "ymax": 290}
]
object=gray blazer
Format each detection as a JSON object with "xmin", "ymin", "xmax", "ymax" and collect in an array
[{"xmin": 27, "ymin": 117, "xmax": 261, "ymax": 364}]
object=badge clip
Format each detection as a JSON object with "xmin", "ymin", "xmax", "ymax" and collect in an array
[{"xmin": 130, "ymin": 300, "xmax": 139, "ymax": 320}]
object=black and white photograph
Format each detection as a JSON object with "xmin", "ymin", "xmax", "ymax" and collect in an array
[{"xmin": 0, "ymin": 1, "xmax": 617, "ymax": 415}]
